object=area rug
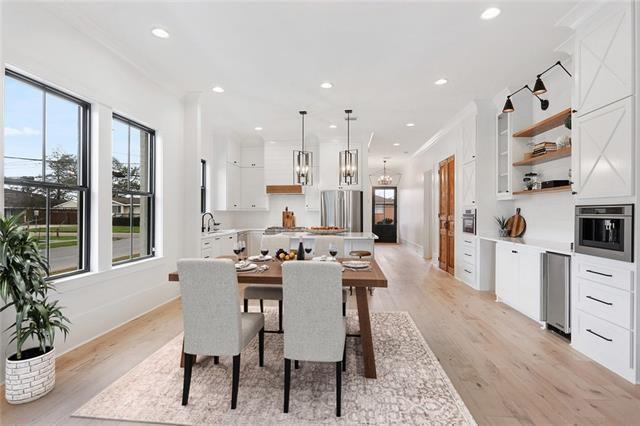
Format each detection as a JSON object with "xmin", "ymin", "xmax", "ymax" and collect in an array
[{"xmin": 73, "ymin": 309, "xmax": 475, "ymax": 425}]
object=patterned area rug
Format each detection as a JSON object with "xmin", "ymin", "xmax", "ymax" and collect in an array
[{"xmin": 74, "ymin": 310, "xmax": 475, "ymax": 425}]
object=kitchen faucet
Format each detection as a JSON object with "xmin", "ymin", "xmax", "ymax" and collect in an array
[{"xmin": 201, "ymin": 212, "xmax": 215, "ymax": 233}]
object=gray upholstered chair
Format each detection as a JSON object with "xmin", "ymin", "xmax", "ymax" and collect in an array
[
  {"xmin": 178, "ymin": 259, "xmax": 265, "ymax": 409},
  {"xmin": 313, "ymin": 236, "xmax": 350, "ymax": 314},
  {"xmin": 243, "ymin": 234, "xmax": 289, "ymax": 332},
  {"xmin": 282, "ymin": 261, "xmax": 346, "ymax": 417}
]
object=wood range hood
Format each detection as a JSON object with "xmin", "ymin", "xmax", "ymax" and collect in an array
[{"xmin": 265, "ymin": 184, "xmax": 304, "ymax": 194}]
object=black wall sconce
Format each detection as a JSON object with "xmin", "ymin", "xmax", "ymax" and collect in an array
[{"xmin": 503, "ymin": 60, "xmax": 572, "ymax": 113}]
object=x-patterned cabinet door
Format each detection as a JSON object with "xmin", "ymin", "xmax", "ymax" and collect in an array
[
  {"xmin": 574, "ymin": 97, "xmax": 633, "ymax": 200},
  {"xmin": 575, "ymin": 2, "xmax": 633, "ymax": 117},
  {"xmin": 462, "ymin": 161, "xmax": 476, "ymax": 207}
]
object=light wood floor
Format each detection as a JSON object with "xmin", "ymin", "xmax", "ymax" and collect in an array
[{"xmin": 2, "ymin": 244, "xmax": 640, "ymax": 425}]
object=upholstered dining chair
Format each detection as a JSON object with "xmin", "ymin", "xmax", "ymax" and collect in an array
[
  {"xmin": 313, "ymin": 236, "xmax": 349, "ymax": 315},
  {"xmin": 243, "ymin": 234, "xmax": 290, "ymax": 332},
  {"xmin": 178, "ymin": 259, "xmax": 265, "ymax": 409},
  {"xmin": 282, "ymin": 261, "xmax": 347, "ymax": 417}
]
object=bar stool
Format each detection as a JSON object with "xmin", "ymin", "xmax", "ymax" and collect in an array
[{"xmin": 349, "ymin": 250, "xmax": 374, "ymax": 295}]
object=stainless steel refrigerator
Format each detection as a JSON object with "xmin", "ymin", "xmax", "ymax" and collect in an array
[{"xmin": 320, "ymin": 190, "xmax": 363, "ymax": 232}]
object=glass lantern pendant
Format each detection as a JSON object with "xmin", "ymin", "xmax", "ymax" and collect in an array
[
  {"xmin": 339, "ymin": 109, "xmax": 358, "ymax": 186},
  {"xmin": 293, "ymin": 110, "xmax": 313, "ymax": 186}
]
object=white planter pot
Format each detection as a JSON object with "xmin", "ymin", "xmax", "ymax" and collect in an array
[{"xmin": 5, "ymin": 347, "xmax": 55, "ymax": 404}]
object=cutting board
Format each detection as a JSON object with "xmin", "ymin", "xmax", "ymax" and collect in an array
[
  {"xmin": 282, "ymin": 207, "xmax": 295, "ymax": 229},
  {"xmin": 506, "ymin": 208, "xmax": 526, "ymax": 237}
]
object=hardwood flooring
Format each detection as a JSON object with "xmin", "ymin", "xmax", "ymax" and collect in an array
[{"xmin": 2, "ymin": 243, "xmax": 639, "ymax": 425}]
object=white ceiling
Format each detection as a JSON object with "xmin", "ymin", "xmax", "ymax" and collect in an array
[{"xmin": 45, "ymin": 1, "xmax": 579, "ymax": 169}]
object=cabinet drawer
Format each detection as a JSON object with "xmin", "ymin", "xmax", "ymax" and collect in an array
[
  {"xmin": 575, "ymin": 259, "xmax": 633, "ymax": 291},
  {"xmin": 575, "ymin": 310, "xmax": 633, "ymax": 375},
  {"xmin": 462, "ymin": 246, "xmax": 475, "ymax": 262},
  {"xmin": 460, "ymin": 262, "xmax": 475, "ymax": 284},
  {"xmin": 201, "ymin": 248, "xmax": 213, "ymax": 259},
  {"xmin": 462, "ymin": 236, "xmax": 476, "ymax": 248},
  {"xmin": 576, "ymin": 279, "xmax": 632, "ymax": 329},
  {"xmin": 201, "ymin": 239, "xmax": 214, "ymax": 250}
]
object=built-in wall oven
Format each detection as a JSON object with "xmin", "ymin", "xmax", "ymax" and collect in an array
[
  {"xmin": 575, "ymin": 204, "xmax": 633, "ymax": 262},
  {"xmin": 462, "ymin": 209, "xmax": 476, "ymax": 235}
]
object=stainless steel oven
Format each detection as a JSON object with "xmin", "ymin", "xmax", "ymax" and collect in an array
[
  {"xmin": 462, "ymin": 209, "xmax": 476, "ymax": 235},
  {"xmin": 575, "ymin": 204, "xmax": 633, "ymax": 262}
]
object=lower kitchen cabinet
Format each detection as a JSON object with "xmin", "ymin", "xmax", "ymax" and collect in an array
[
  {"xmin": 495, "ymin": 242, "xmax": 543, "ymax": 322},
  {"xmin": 201, "ymin": 233, "xmax": 237, "ymax": 258}
]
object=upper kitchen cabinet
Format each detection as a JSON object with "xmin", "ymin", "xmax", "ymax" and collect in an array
[
  {"xmin": 461, "ymin": 115, "xmax": 477, "ymax": 164},
  {"xmin": 461, "ymin": 161, "xmax": 476, "ymax": 207},
  {"xmin": 574, "ymin": 2, "xmax": 633, "ymax": 117},
  {"xmin": 241, "ymin": 146, "xmax": 264, "ymax": 168},
  {"xmin": 495, "ymin": 107, "xmax": 529, "ymax": 200},
  {"xmin": 572, "ymin": 97, "xmax": 633, "ymax": 200}
]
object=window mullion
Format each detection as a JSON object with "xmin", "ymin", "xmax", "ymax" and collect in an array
[{"xmin": 42, "ymin": 91, "xmax": 47, "ymax": 183}]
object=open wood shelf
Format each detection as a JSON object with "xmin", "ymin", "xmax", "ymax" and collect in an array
[
  {"xmin": 512, "ymin": 108, "xmax": 572, "ymax": 138},
  {"xmin": 512, "ymin": 185, "xmax": 572, "ymax": 196},
  {"xmin": 513, "ymin": 146, "xmax": 572, "ymax": 166},
  {"xmin": 266, "ymin": 184, "xmax": 303, "ymax": 194}
]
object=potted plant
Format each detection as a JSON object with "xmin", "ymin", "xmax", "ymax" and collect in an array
[
  {"xmin": 494, "ymin": 216, "xmax": 509, "ymax": 237},
  {"xmin": 0, "ymin": 215, "xmax": 70, "ymax": 404}
]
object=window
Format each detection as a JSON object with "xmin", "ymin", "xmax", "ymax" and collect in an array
[
  {"xmin": 200, "ymin": 159, "xmax": 207, "ymax": 213},
  {"xmin": 373, "ymin": 188, "xmax": 396, "ymax": 225},
  {"xmin": 112, "ymin": 115, "xmax": 155, "ymax": 264},
  {"xmin": 3, "ymin": 70, "xmax": 90, "ymax": 277}
]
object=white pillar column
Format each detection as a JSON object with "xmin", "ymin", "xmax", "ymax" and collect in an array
[
  {"xmin": 182, "ymin": 92, "xmax": 202, "ymax": 258},
  {"xmin": 91, "ymin": 104, "xmax": 114, "ymax": 272}
]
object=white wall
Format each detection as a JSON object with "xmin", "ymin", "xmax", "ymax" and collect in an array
[{"xmin": 1, "ymin": 4, "xmax": 188, "ymax": 380}]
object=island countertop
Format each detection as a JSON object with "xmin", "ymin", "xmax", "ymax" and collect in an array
[{"xmin": 202, "ymin": 229, "xmax": 378, "ymax": 240}]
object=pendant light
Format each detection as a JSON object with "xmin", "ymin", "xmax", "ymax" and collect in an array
[
  {"xmin": 293, "ymin": 110, "xmax": 313, "ymax": 185},
  {"xmin": 377, "ymin": 160, "xmax": 393, "ymax": 185},
  {"xmin": 339, "ymin": 109, "xmax": 358, "ymax": 185}
]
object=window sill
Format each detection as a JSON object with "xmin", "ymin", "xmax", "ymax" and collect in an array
[{"xmin": 55, "ymin": 256, "xmax": 167, "ymax": 294}]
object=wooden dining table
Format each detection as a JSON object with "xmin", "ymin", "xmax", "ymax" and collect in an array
[{"xmin": 168, "ymin": 257, "xmax": 388, "ymax": 379}]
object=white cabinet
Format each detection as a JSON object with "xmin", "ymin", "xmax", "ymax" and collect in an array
[
  {"xmin": 495, "ymin": 242, "xmax": 543, "ymax": 321},
  {"xmin": 241, "ymin": 146, "xmax": 264, "ymax": 168},
  {"xmin": 495, "ymin": 111, "xmax": 528, "ymax": 200},
  {"xmin": 241, "ymin": 168, "xmax": 267, "ymax": 209},
  {"xmin": 201, "ymin": 233, "xmax": 237, "ymax": 258},
  {"xmin": 461, "ymin": 115, "xmax": 477, "ymax": 164},
  {"xmin": 226, "ymin": 164, "xmax": 241, "ymax": 209},
  {"xmin": 227, "ymin": 140, "xmax": 241, "ymax": 166},
  {"xmin": 573, "ymin": 97, "xmax": 633, "ymax": 199},
  {"xmin": 219, "ymin": 233, "xmax": 237, "ymax": 256},
  {"xmin": 462, "ymin": 161, "xmax": 476, "ymax": 207},
  {"xmin": 574, "ymin": 2, "xmax": 634, "ymax": 117}
]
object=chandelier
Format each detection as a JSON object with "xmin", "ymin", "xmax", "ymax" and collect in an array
[
  {"xmin": 339, "ymin": 109, "xmax": 358, "ymax": 185},
  {"xmin": 293, "ymin": 110, "xmax": 313, "ymax": 185},
  {"xmin": 377, "ymin": 160, "xmax": 393, "ymax": 185}
]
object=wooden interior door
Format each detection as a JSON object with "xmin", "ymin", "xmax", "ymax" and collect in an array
[{"xmin": 438, "ymin": 156, "xmax": 455, "ymax": 274}]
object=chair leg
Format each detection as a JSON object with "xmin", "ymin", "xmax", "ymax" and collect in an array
[
  {"xmin": 369, "ymin": 287, "xmax": 374, "ymax": 296},
  {"xmin": 260, "ymin": 299, "xmax": 264, "ymax": 313},
  {"xmin": 181, "ymin": 353, "xmax": 194, "ymax": 406},
  {"xmin": 342, "ymin": 302, "xmax": 346, "ymax": 317},
  {"xmin": 231, "ymin": 354, "xmax": 241, "ymax": 409},
  {"xmin": 278, "ymin": 300, "xmax": 283, "ymax": 332},
  {"xmin": 342, "ymin": 340, "xmax": 347, "ymax": 372},
  {"xmin": 283, "ymin": 358, "xmax": 291, "ymax": 413},
  {"xmin": 336, "ymin": 361, "xmax": 342, "ymax": 417},
  {"xmin": 258, "ymin": 328, "xmax": 264, "ymax": 367},
  {"xmin": 244, "ymin": 298, "xmax": 249, "ymax": 312},
  {"xmin": 294, "ymin": 360, "xmax": 299, "ymax": 369},
  {"xmin": 214, "ymin": 356, "xmax": 219, "ymax": 364}
]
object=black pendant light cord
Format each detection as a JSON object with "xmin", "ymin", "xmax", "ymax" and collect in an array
[
  {"xmin": 345, "ymin": 109, "xmax": 352, "ymax": 150},
  {"xmin": 299, "ymin": 110, "xmax": 306, "ymax": 151}
]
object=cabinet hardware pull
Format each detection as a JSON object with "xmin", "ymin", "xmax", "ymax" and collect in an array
[
  {"xmin": 464, "ymin": 269, "xmax": 472, "ymax": 273},
  {"xmin": 586, "ymin": 269, "xmax": 612, "ymax": 278},
  {"xmin": 586, "ymin": 328, "xmax": 612, "ymax": 342},
  {"xmin": 586, "ymin": 295, "xmax": 613, "ymax": 306},
  {"xmin": 464, "ymin": 240, "xmax": 472, "ymax": 243},
  {"xmin": 511, "ymin": 250, "xmax": 518, "ymax": 254},
  {"xmin": 464, "ymin": 253, "xmax": 472, "ymax": 257}
]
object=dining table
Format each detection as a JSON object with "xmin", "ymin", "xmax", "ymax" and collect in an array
[{"xmin": 168, "ymin": 256, "xmax": 388, "ymax": 379}]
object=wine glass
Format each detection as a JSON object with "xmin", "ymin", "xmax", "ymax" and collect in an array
[
  {"xmin": 240, "ymin": 240, "xmax": 246, "ymax": 260},
  {"xmin": 329, "ymin": 243, "xmax": 338, "ymax": 261},
  {"xmin": 304, "ymin": 247, "xmax": 312, "ymax": 259},
  {"xmin": 260, "ymin": 243, "xmax": 269, "ymax": 260},
  {"xmin": 233, "ymin": 242, "xmax": 242, "ymax": 262}
]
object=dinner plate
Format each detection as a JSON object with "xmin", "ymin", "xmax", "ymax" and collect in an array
[
  {"xmin": 235, "ymin": 262, "xmax": 258, "ymax": 272},
  {"xmin": 342, "ymin": 260, "xmax": 370, "ymax": 269},
  {"xmin": 248, "ymin": 255, "xmax": 273, "ymax": 262},
  {"xmin": 312, "ymin": 256, "xmax": 337, "ymax": 262}
]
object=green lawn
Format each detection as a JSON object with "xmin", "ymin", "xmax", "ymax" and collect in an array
[
  {"xmin": 37, "ymin": 236, "xmax": 78, "ymax": 249},
  {"xmin": 29, "ymin": 225, "xmax": 140, "ymax": 234}
]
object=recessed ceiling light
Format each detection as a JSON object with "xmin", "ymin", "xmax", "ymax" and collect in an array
[
  {"xmin": 320, "ymin": 82, "xmax": 333, "ymax": 89},
  {"xmin": 254, "ymin": 126, "xmax": 263, "ymax": 131},
  {"xmin": 403, "ymin": 151, "xmax": 409, "ymax": 154},
  {"xmin": 151, "ymin": 28, "xmax": 170, "ymax": 39},
  {"xmin": 434, "ymin": 78, "xmax": 448, "ymax": 85},
  {"xmin": 329, "ymin": 124, "xmax": 337, "ymax": 129},
  {"xmin": 269, "ymin": 141, "xmax": 277, "ymax": 144},
  {"xmin": 406, "ymin": 123, "xmax": 415, "ymax": 127},
  {"xmin": 481, "ymin": 7, "xmax": 501, "ymax": 20},
  {"xmin": 212, "ymin": 86, "xmax": 225, "ymax": 93},
  {"xmin": 393, "ymin": 143, "xmax": 401, "ymax": 146}
]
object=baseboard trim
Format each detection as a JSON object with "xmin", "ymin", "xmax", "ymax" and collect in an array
[{"xmin": 400, "ymin": 239, "xmax": 424, "ymax": 256}]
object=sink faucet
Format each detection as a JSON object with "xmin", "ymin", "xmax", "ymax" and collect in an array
[{"xmin": 201, "ymin": 212, "xmax": 214, "ymax": 233}]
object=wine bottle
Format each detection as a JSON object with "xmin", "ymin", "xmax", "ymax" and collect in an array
[{"xmin": 297, "ymin": 238, "xmax": 305, "ymax": 260}]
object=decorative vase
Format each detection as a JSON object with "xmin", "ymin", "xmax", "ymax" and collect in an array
[{"xmin": 5, "ymin": 347, "xmax": 55, "ymax": 404}]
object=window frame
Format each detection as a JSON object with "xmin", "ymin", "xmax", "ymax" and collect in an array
[
  {"xmin": 3, "ymin": 69, "xmax": 91, "ymax": 279},
  {"xmin": 200, "ymin": 159, "xmax": 207, "ymax": 213},
  {"xmin": 111, "ymin": 113, "xmax": 156, "ymax": 266}
]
